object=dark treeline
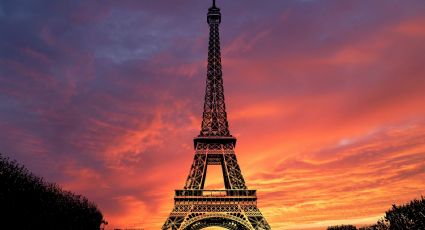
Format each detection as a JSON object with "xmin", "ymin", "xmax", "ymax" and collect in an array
[
  {"xmin": 328, "ymin": 225, "xmax": 357, "ymax": 230},
  {"xmin": 0, "ymin": 153, "xmax": 105, "ymax": 229},
  {"xmin": 328, "ymin": 197, "xmax": 425, "ymax": 230}
]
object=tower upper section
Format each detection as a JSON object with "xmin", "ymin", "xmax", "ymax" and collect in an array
[
  {"xmin": 207, "ymin": 0, "xmax": 221, "ymax": 24},
  {"xmin": 199, "ymin": 0, "xmax": 232, "ymax": 139}
]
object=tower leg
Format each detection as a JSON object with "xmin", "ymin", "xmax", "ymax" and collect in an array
[
  {"xmin": 184, "ymin": 154, "xmax": 207, "ymax": 189},
  {"xmin": 223, "ymin": 154, "xmax": 247, "ymax": 189},
  {"xmin": 162, "ymin": 204, "xmax": 191, "ymax": 230}
]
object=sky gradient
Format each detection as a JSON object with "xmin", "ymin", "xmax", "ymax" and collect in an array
[{"xmin": 1, "ymin": 0, "xmax": 425, "ymax": 229}]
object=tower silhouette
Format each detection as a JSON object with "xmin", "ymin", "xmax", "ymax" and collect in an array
[{"xmin": 162, "ymin": 1, "xmax": 271, "ymax": 229}]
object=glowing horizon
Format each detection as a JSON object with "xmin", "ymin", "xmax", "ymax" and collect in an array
[{"xmin": 1, "ymin": 0, "xmax": 425, "ymax": 229}]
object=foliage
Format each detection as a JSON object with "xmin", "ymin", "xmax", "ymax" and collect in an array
[
  {"xmin": 0, "ymin": 153, "xmax": 104, "ymax": 229},
  {"xmin": 385, "ymin": 197, "xmax": 425, "ymax": 230},
  {"xmin": 327, "ymin": 225, "xmax": 357, "ymax": 230},
  {"xmin": 328, "ymin": 197, "xmax": 425, "ymax": 230},
  {"xmin": 358, "ymin": 219, "xmax": 389, "ymax": 230}
]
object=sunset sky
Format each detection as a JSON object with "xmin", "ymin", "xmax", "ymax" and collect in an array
[{"xmin": 1, "ymin": 0, "xmax": 425, "ymax": 229}]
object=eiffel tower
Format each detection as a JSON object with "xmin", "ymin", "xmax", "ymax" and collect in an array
[{"xmin": 162, "ymin": 1, "xmax": 271, "ymax": 229}]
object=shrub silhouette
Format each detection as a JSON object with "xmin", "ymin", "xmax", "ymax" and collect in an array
[
  {"xmin": 0, "ymin": 154, "xmax": 104, "ymax": 229},
  {"xmin": 327, "ymin": 225, "xmax": 357, "ymax": 230}
]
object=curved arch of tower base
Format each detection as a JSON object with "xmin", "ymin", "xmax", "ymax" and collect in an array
[{"xmin": 182, "ymin": 215, "xmax": 250, "ymax": 230}]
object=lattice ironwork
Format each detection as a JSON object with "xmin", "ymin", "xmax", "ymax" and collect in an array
[
  {"xmin": 162, "ymin": 216, "xmax": 184, "ymax": 230},
  {"xmin": 182, "ymin": 214, "xmax": 251, "ymax": 230},
  {"xmin": 162, "ymin": 203, "xmax": 270, "ymax": 230},
  {"xmin": 184, "ymin": 154, "xmax": 207, "ymax": 189},
  {"xmin": 248, "ymin": 216, "xmax": 272, "ymax": 230},
  {"xmin": 162, "ymin": 1, "xmax": 271, "ymax": 229},
  {"xmin": 200, "ymin": 0, "xmax": 230, "ymax": 137},
  {"xmin": 195, "ymin": 143, "xmax": 234, "ymax": 150},
  {"xmin": 223, "ymin": 154, "xmax": 247, "ymax": 189}
]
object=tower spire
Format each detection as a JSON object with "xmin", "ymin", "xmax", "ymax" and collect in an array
[{"xmin": 200, "ymin": 0, "xmax": 229, "ymax": 137}]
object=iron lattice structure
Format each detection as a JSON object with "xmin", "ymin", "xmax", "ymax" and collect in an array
[{"xmin": 162, "ymin": 1, "xmax": 271, "ymax": 229}]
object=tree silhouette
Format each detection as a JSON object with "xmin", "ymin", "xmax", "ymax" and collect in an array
[
  {"xmin": 385, "ymin": 197, "xmax": 425, "ymax": 230},
  {"xmin": 328, "ymin": 197, "xmax": 425, "ymax": 230},
  {"xmin": 358, "ymin": 219, "xmax": 389, "ymax": 230},
  {"xmin": 327, "ymin": 225, "xmax": 357, "ymax": 230},
  {"xmin": 0, "ymin": 153, "xmax": 104, "ymax": 229}
]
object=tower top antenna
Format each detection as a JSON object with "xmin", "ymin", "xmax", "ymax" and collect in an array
[{"xmin": 212, "ymin": 0, "xmax": 216, "ymax": 8}]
